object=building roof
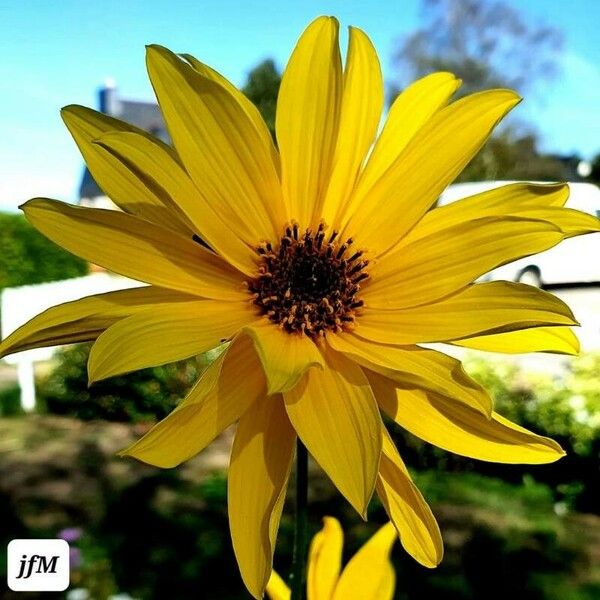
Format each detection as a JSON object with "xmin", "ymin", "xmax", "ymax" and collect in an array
[{"xmin": 78, "ymin": 82, "xmax": 168, "ymax": 201}]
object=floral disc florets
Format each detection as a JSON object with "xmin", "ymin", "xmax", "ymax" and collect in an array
[{"xmin": 248, "ymin": 222, "xmax": 368, "ymax": 337}]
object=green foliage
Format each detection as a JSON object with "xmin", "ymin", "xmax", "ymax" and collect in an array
[
  {"xmin": 464, "ymin": 353, "xmax": 600, "ymax": 512},
  {"xmin": 38, "ymin": 343, "xmax": 220, "ymax": 422},
  {"xmin": 465, "ymin": 354, "xmax": 600, "ymax": 457},
  {"xmin": 387, "ymin": 352, "xmax": 600, "ymax": 514},
  {"xmin": 457, "ymin": 130, "xmax": 568, "ymax": 182},
  {"xmin": 0, "ymin": 212, "xmax": 87, "ymax": 291},
  {"xmin": 94, "ymin": 471, "xmax": 242, "ymax": 599},
  {"xmin": 2, "ymin": 408, "xmax": 600, "ymax": 598},
  {"xmin": 242, "ymin": 59, "xmax": 281, "ymax": 136},
  {"xmin": 0, "ymin": 384, "xmax": 23, "ymax": 416},
  {"xmin": 414, "ymin": 470, "xmax": 555, "ymax": 519}
]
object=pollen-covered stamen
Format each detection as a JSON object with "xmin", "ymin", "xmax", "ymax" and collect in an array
[{"xmin": 247, "ymin": 223, "xmax": 368, "ymax": 337}]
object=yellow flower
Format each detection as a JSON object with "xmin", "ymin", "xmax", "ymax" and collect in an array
[
  {"xmin": 266, "ymin": 518, "xmax": 397, "ymax": 600},
  {"xmin": 2, "ymin": 15, "xmax": 599, "ymax": 599}
]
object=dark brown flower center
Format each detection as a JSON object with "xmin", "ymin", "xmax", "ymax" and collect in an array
[{"xmin": 247, "ymin": 222, "xmax": 368, "ymax": 337}]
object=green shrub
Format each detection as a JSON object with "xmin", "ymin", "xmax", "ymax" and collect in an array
[
  {"xmin": 0, "ymin": 212, "xmax": 88, "ymax": 291},
  {"xmin": 0, "ymin": 384, "xmax": 23, "ymax": 416},
  {"xmin": 38, "ymin": 343, "xmax": 221, "ymax": 422},
  {"xmin": 465, "ymin": 355, "xmax": 600, "ymax": 456},
  {"xmin": 463, "ymin": 353, "xmax": 600, "ymax": 513}
]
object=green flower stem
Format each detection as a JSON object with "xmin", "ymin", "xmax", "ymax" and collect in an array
[{"xmin": 290, "ymin": 440, "xmax": 309, "ymax": 600}]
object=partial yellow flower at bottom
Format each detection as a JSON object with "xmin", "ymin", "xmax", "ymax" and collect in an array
[{"xmin": 267, "ymin": 518, "xmax": 397, "ymax": 600}]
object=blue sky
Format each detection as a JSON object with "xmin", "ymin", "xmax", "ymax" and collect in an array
[{"xmin": 0, "ymin": 0, "xmax": 598, "ymax": 212}]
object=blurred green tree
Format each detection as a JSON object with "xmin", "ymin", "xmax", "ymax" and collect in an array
[
  {"xmin": 242, "ymin": 59, "xmax": 281, "ymax": 136},
  {"xmin": 456, "ymin": 129, "xmax": 568, "ymax": 182},
  {"xmin": 392, "ymin": 0, "xmax": 562, "ymax": 98},
  {"xmin": 392, "ymin": 0, "xmax": 566, "ymax": 182}
]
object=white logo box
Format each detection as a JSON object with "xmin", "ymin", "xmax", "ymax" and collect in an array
[{"xmin": 7, "ymin": 539, "xmax": 70, "ymax": 591}]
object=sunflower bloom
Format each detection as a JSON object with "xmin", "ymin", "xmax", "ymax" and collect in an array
[
  {"xmin": 2, "ymin": 15, "xmax": 599, "ymax": 599},
  {"xmin": 266, "ymin": 517, "xmax": 397, "ymax": 600}
]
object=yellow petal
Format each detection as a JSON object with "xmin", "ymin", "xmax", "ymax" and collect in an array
[
  {"xmin": 363, "ymin": 216, "xmax": 563, "ymax": 309},
  {"xmin": 182, "ymin": 53, "xmax": 280, "ymax": 176},
  {"xmin": 240, "ymin": 320, "xmax": 325, "ymax": 394},
  {"xmin": 331, "ymin": 522, "xmax": 397, "ymax": 600},
  {"xmin": 410, "ymin": 183, "xmax": 599, "ymax": 244},
  {"xmin": 146, "ymin": 45, "xmax": 284, "ymax": 244},
  {"xmin": 356, "ymin": 281, "xmax": 577, "ymax": 345},
  {"xmin": 0, "ymin": 286, "xmax": 192, "ymax": 359},
  {"xmin": 61, "ymin": 105, "xmax": 191, "ymax": 234},
  {"xmin": 266, "ymin": 570, "xmax": 291, "ymax": 600},
  {"xmin": 229, "ymin": 395, "xmax": 295, "ymax": 600},
  {"xmin": 284, "ymin": 346, "xmax": 382, "ymax": 517},
  {"xmin": 276, "ymin": 16, "xmax": 342, "ymax": 225},
  {"xmin": 369, "ymin": 372, "xmax": 565, "ymax": 464},
  {"xmin": 307, "ymin": 517, "xmax": 343, "ymax": 600},
  {"xmin": 345, "ymin": 72, "xmax": 460, "ymax": 228},
  {"xmin": 514, "ymin": 207, "xmax": 600, "ymax": 238},
  {"xmin": 319, "ymin": 26, "xmax": 383, "ymax": 227},
  {"xmin": 95, "ymin": 130, "xmax": 258, "ymax": 276},
  {"xmin": 409, "ymin": 182, "xmax": 570, "ymax": 243},
  {"xmin": 451, "ymin": 326, "xmax": 580, "ymax": 355},
  {"xmin": 327, "ymin": 332, "xmax": 491, "ymax": 417},
  {"xmin": 344, "ymin": 90, "xmax": 520, "ymax": 256},
  {"xmin": 376, "ymin": 428, "xmax": 443, "ymax": 568},
  {"xmin": 21, "ymin": 199, "xmax": 246, "ymax": 301},
  {"xmin": 119, "ymin": 335, "xmax": 265, "ymax": 467},
  {"xmin": 88, "ymin": 300, "xmax": 254, "ymax": 383}
]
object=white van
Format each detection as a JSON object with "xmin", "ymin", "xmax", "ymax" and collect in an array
[{"xmin": 438, "ymin": 181, "xmax": 600, "ymax": 287}]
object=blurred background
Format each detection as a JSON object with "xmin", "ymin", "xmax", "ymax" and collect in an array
[{"xmin": 1, "ymin": 0, "xmax": 599, "ymax": 598}]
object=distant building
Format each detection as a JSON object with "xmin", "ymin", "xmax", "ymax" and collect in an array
[
  {"xmin": 78, "ymin": 80, "xmax": 168, "ymax": 208},
  {"xmin": 1, "ymin": 82, "xmax": 165, "ymax": 410}
]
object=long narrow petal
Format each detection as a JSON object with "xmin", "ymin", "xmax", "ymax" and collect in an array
[
  {"xmin": 344, "ymin": 72, "xmax": 460, "ymax": 228},
  {"xmin": 266, "ymin": 571, "xmax": 291, "ymax": 600},
  {"xmin": 88, "ymin": 300, "xmax": 255, "ymax": 382},
  {"xmin": 319, "ymin": 26, "xmax": 383, "ymax": 227},
  {"xmin": 284, "ymin": 347, "xmax": 382, "ymax": 517},
  {"xmin": 331, "ymin": 522, "xmax": 397, "ymax": 600},
  {"xmin": 0, "ymin": 286, "xmax": 192, "ymax": 359},
  {"xmin": 344, "ymin": 90, "xmax": 520, "ymax": 256},
  {"xmin": 229, "ymin": 395, "xmax": 296, "ymax": 600},
  {"xmin": 21, "ymin": 199, "xmax": 246, "ymax": 300},
  {"xmin": 182, "ymin": 53, "xmax": 280, "ymax": 176},
  {"xmin": 369, "ymin": 372, "xmax": 565, "ymax": 464},
  {"xmin": 119, "ymin": 336, "xmax": 265, "ymax": 467},
  {"xmin": 406, "ymin": 183, "xmax": 598, "ymax": 244},
  {"xmin": 307, "ymin": 517, "xmax": 343, "ymax": 600},
  {"xmin": 514, "ymin": 207, "xmax": 600, "ymax": 237},
  {"xmin": 61, "ymin": 105, "xmax": 191, "ymax": 234},
  {"xmin": 376, "ymin": 428, "xmax": 443, "ymax": 568},
  {"xmin": 362, "ymin": 216, "xmax": 563, "ymax": 309},
  {"xmin": 409, "ymin": 182, "xmax": 568, "ymax": 242},
  {"xmin": 95, "ymin": 130, "xmax": 258, "ymax": 276},
  {"xmin": 241, "ymin": 320, "xmax": 325, "ymax": 394},
  {"xmin": 451, "ymin": 326, "xmax": 580, "ymax": 355},
  {"xmin": 276, "ymin": 16, "xmax": 342, "ymax": 225},
  {"xmin": 356, "ymin": 281, "xmax": 578, "ymax": 345},
  {"xmin": 146, "ymin": 45, "xmax": 284, "ymax": 244},
  {"xmin": 327, "ymin": 332, "xmax": 492, "ymax": 417}
]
